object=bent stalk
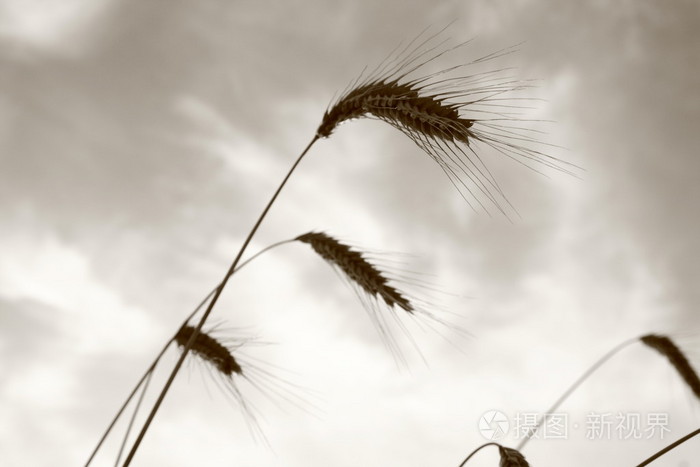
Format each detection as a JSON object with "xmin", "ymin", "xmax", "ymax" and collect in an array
[
  {"xmin": 635, "ymin": 427, "xmax": 700, "ymax": 466},
  {"xmin": 457, "ymin": 442, "xmax": 499, "ymax": 466},
  {"xmin": 121, "ymin": 135, "xmax": 319, "ymax": 466},
  {"xmin": 85, "ymin": 238, "xmax": 296, "ymax": 466},
  {"xmin": 517, "ymin": 336, "xmax": 639, "ymax": 450}
]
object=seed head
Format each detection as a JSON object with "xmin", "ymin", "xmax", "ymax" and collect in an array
[
  {"xmin": 316, "ymin": 26, "xmax": 577, "ymax": 215},
  {"xmin": 641, "ymin": 334, "xmax": 700, "ymax": 400},
  {"xmin": 296, "ymin": 231, "xmax": 412, "ymax": 312},
  {"xmin": 175, "ymin": 324, "xmax": 243, "ymax": 377},
  {"xmin": 296, "ymin": 231, "xmax": 468, "ymax": 366},
  {"xmin": 498, "ymin": 446, "xmax": 529, "ymax": 467}
]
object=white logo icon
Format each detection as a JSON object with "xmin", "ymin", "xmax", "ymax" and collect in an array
[{"xmin": 479, "ymin": 410, "xmax": 509, "ymax": 440}]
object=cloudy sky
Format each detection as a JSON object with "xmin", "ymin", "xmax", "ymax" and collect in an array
[{"xmin": 1, "ymin": 1, "xmax": 699, "ymax": 466}]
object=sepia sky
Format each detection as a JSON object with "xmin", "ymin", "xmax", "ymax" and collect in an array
[{"xmin": 1, "ymin": 1, "xmax": 699, "ymax": 466}]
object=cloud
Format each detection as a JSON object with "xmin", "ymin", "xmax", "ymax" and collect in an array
[
  {"xmin": 0, "ymin": 229, "xmax": 158, "ymax": 353},
  {"xmin": 0, "ymin": 0, "xmax": 117, "ymax": 57},
  {"xmin": 1, "ymin": 2, "xmax": 699, "ymax": 466}
]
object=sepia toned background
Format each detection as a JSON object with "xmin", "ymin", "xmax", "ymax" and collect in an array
[{"xmin": 1, "ymin": 1, "xmax": 699, "ymax": 465}]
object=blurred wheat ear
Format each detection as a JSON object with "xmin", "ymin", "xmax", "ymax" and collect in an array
[
  {"xmin": 458, "ymin": 442, "xmax": 529, "ymax": 466},
  {"xmin": 174, "ymin": 324, "xmax": 315, "ymax": 445},
  {"xmin": 498, "ymin": 446, "xmax": 529, "ymax": 467},
  {"xmin": 175, "ymin": 324, "xmax": 244, "ymax": 377},
  {"xmin": 297, "ymin": 231, "xmax": 412, "ymax": 311},
  {"xmin": 640, "ymin": 334, "xmax": 700, "ymax": 400},
  {"xmin": 316, "ymin": 26, "xmax": 578, "ymax": 216},
  {"xmin": 296, "ymin": 231, "xmax": 466, "ymax": 365},
  {"xmin": 174, "ymin": 324, "xmax": 267, "ymax": 442}
]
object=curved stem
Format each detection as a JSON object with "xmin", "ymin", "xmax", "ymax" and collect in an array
[
  {"xmin": 122, "ymin": 135, "xmax": 319, "ymax": 466},
  {"xmin": 83, "ymin": 344, "xmax": 168, "ymax": 467},
  {"xmin": 457, "ymin": 442, "xmax": 499, "ymax": 466},
  {"xmin": 517, "ymin": 336, "xmax": 640, "ymax": 450},
  {"xmin": 114, "ymin": 370, "xmax": 153, "ymax": 467},
  {"xmin": 184, "ymin": 237, "xmax": 297, "ymax": 327},
  {"xmin": 635, "ymin": 427, "xmax": 700, "ymax": 466},
  {"xmin": 84, "ymin": 237, "xmax": 297, "ymax": 466}
]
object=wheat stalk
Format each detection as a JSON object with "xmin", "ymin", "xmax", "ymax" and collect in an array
[
  {"xmin": 86, "ymin": 240, "xmax": 297, "ymax": 466},
  {"xmin": 120, "ymin": 25, "xmax": 568, "ymax": 464},
  {"xmin": 518, "ymin": 333, "xmax": 700, "ymax": 450},
  {"xmin": 121, "ymin": 137, "xmax": 318, "ymax": 465},
  {"xmin": 640, "ymin": 334, "xmax": 700, "ymax": 399},
  {"xmin": 635, "ymin": 427, "xmax": 700, "ymax": 466}
]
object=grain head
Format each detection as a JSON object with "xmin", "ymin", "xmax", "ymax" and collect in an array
[
  {"xmin": 174, "ymin": 325, "xmax": 313, "ymax": 445},
  {"xmin": 175, "ymin": 324, "xmax": 243, "ymax": 377},
  {"xmin": 498, "ymin": 446, "xmax": 530, "ymax": 467},
  {"xmin": 316, "ymin": 26, "xmax": 577, "ymax": 216},
  {"xmin": 296, "ymin": 231, "xmax": 468, "ymax": 366},
  {"xmin": 640, "ymin": 334, "xmax": 700, "ymax": 400},
  {"xmin": 296, "ymin": 231, "xmax": 412, "ymax": 312}
]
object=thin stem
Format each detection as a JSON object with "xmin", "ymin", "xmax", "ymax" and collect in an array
[
  {"xmin": 122, "ymin": 135, "xmax": 319, "ymax": 466},
  {"xmin": 517, "ymin": 336, "xmax": 640, "ymax": 450},
  {"xmin": 635, "ymin": 427, "xmax": 700, "ymax": 466},
  {"xmin": 84, "ymin": 345, "xmax": 167, "ymax": 467},
  {"xmin": 183, "ymin": 237, "xmax": 297, "ymax": 326},
  {"xmin": 114, "ymin": 370, "xmax": 153, "ymax": 467},
  {"xmin": 457, "ymin": 442, "xmax": 499, "ymax": 466},
  {"xmin": 84, "ymin": 238, "xmax": 295, "ymax": 466}
]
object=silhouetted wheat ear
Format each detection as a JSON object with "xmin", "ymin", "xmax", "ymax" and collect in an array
[
  {"xmin": 640, "ymin": 334, "xmax": 700, "ymax": 400},
  {"xmin": 175, "ymin": 324, "xmax": 243, "ymax": 376},
  {"xmin": 295, "ymin": 231, "xmax": 469, "ymax": 366},
  {"xmin": 317, "ymin": 80, "xmax": 474, "ymax": 144},
  {"xmin": 173, "ymin": 325, "xmax": 314, "ymax": 445},
  {"xmin": 498, "ymin": 446, "xmax": 529, "ymax": 467},
  {"xmin": 174, "ymin": 325, "xmax": 264, "ymax": 441},
  {"xmin": 316, "ymin": 26, "xmax": 577, "ymax": 215},
  {"xmin": 296, "ymin": 231, "xmax": 412, "ymax": 312}
]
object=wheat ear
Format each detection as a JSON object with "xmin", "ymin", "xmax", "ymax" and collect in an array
[
  {"xmin": 497, "ymin": 446, "xmax": 530, "ymax": 467},
  {"xmin": 297, "ymin": 231, "xmax": 412, "ymax": 311},
  {"xmin": 317, "ymin": 26, "xmax": 577, "ymax": 215},
  {"xmin": 296, "ymin": 231, "xmax": 465, "ymax": 365},
  {"xmin": 86, "ymin": 240, "xmax": 295, "ymax": 466},
  {"xmin": 173, "ymin": 325, "xmax": 315, "ymax": 445},
  {"xmin": 173, "ymin": 324, "xmax": 268, "ymax": 443},
  {"xmin": 640, "ymin": 334, "xmax": 700, "ymax": 400},
  {"xmin": 175, "ymin": 325, "xmax": 243, "ymax": 376}
]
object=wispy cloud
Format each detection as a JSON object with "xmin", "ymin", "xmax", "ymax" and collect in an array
[{"xmin": 0, "ymin": 0, "xmax": 116, "ymax": 57}]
